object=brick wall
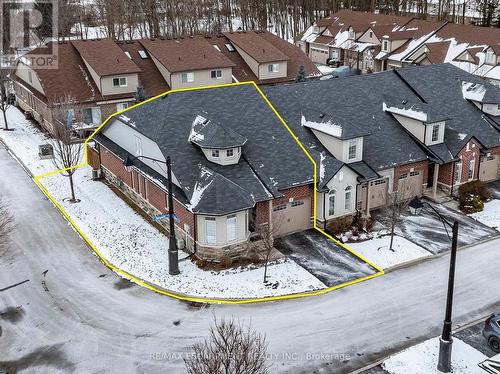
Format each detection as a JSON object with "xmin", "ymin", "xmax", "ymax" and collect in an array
[
  {"xmin": 255, "ymin": 201, "xmax": 270, "ymax": 225},
  {"xmin": 393, "ymin": 160, "xmax": 429, "ymax": 192},
  {"xmin": 273, "ymin": 184, "xmax": 314, "ymax": 217},
  {"xmin": 98, "ymin": 143, "xmax": 196, "ymax": 251},
  {"xmin": 438, "ymin": 139, "xmax": 482, "ymax": 190}
]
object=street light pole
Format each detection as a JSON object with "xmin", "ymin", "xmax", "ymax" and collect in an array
[
  {"xmin": 409, "ymin": 198, "xmax": 459, "ymax": 373},
  {"xmin": 438, "ymin": 220, "xmax": 459, "ymax": 373},
  {"xmin": 166, "ymin": 156, "xmax": 180, "ymax": 275},
  {"xmin": 123, "ymin": 154, "xmax": 179, "ymax": 275}
]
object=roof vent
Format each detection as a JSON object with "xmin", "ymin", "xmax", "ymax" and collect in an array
[{"xmin": 402, "ymin": 99, "xmax": 408, "ymax": 105}]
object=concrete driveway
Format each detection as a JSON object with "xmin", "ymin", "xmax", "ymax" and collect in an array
[
  {"xmin": 488, "ymin": 180, "xmax": 500, "ymax": 200},
  {"xmin": 274, "ymin": 229, "xmax": 377, "ymax": 287},
  {"xmin": 373, "ymin": 198, "xmax": 498, "ymax": 254}
]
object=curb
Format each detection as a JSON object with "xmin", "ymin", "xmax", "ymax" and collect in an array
[
  {"xmin": 0, "ymin": 132, "xmax": 34, "ymax": 178},
  {"xmin": 349, "ymin": 311, "xmax": 496, "ymax": 374},
  {"xmin": 384, "ymin": 233, "xmax": 500, "ymax": 273}
]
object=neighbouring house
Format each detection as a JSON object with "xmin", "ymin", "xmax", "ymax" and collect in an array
[
  {"xmin": 89, "ymin": 63, "xmax": 500, "ymax": 259},
  {"xmin": 89, "ymin": 84, "xmax": 315, "ymax": 260},
  {"xmin": 297, "ymin": 10, "xmax": 500, "ymax": 86},
  {"xmin": 12, "ymin": 32, "xmax": 319, "ymax": 137}
]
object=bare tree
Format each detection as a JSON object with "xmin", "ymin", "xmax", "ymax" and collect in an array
[
  {"xmin": 379, "ymin": 179, "xmax": 414, "ymax": 251},
  {"xmin": 255, "ymin": 211, "xmax": 284, "ymax": 283},
  {"xmin": 0, "ymin": 66, "xmax": 12, "ymax": 131},
  {"xmin": 0, "ymin": 196, "xmax": 14, "ymax": 255},
  {"xmin": 51, "ymin": 95, "xmax": 83, "ymax": 203},
  {"xmin": 184, "ymin": 316, "xmax": 268, "ymax": 374}
]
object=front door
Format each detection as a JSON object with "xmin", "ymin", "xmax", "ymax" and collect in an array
[{"xmin": 427, "ymin": 163, "xmax": 435, "ymax": 188}]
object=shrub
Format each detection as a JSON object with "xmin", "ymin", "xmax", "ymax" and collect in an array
[
  {"xmin": 327, "ymin": 215, "xmax": 354, "ymax": 234},
  {"xmin": 460, "ymin": 193, "xmax": 484, "ymax": 214},
  {"xmin": 219, "ymin": 255, "xmax": 232, "ymax": 268},
  {"xmin": 458, "ymin": 181, "xmax": 492, "ymax": 202}
]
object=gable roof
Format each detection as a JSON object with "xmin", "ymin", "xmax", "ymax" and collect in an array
[
  {"xmin": 16, "ymin": 41, "xmax": 102, "ymax": 104},
  {"xmin": 72, "ymin": 38, "xmax": 141, "ymax": 76},
  {"xmin": 224, "ymin": 31, "xmax": 290, "ymax": 63},
  {"xmin": 102, "ymin": 84, "xmax": 314, "ymax": 215},
  {"xmin": 139, "ymin": 36, "xmax": 235, "ymax": 73}
]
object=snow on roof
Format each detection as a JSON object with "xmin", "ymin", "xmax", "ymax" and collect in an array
[
  {"xmin": 188, "ymin": 115, "xmax": 207, "ymax": 142},
  {"xmin": 390, "ymin": 32, "xmax": 440, "ymax": 61},
  {"xmin": 300, "ymin": 26, "xmax": 319, "ymax": 43},
  {"xmin": 319, "ymin": 152, "xmax": 326, "ymax": 182},
  {"xmin": 187, "ymin": 166, "xmax": 214, "ymax": 210},
  {"xmin": 329, "ymin": 30, "xmax": 350, "ymax": 48},
  {"xmin": 461, "ymin": 81, "xmax": 486, "ymax": 102},
  {"xmin": 382, "ymin": 102, "xmax": 428, "ymax": 122},
  {"xmin": 301, "ymin": 114, "xmax": 343, "ymax": 138}
]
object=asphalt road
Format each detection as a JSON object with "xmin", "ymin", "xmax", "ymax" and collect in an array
[{"xmin": 1, "ymin": 145, "xmax": 500, "ymax": 374}]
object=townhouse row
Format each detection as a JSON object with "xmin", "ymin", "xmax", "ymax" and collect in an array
[
  {"xmin": 87, "ymin": 63, "xmax": 500, "ymax": 260},
  {"xmin": 297, "ymin": 10, "xmax": 500, "ymax": 86},
  {"xmin": 12, "ymin": 31, "xmax": 319, "ymax": 137}
]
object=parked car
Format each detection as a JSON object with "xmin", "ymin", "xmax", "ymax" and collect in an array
[{"xmin": 484, "ymin": 312, "xmax": 500, "ymax": 353}]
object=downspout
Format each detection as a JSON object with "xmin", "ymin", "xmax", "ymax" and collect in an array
[
  {"xmin": 323, "ymin": 192, "xmax": 327, "ymax": 230},
  {"xmin": 192, "ymin": 213, "xmax": 198, "ymax": 256}
]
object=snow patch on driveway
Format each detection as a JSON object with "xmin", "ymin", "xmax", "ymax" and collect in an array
[{"xmin": 383, "ymin": 337, "xmax": 487, "ymax": 374}]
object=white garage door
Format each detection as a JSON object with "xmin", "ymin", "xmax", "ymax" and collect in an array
[
  {"xmin": 479, "ymin": 154, "xmax": 499, "ymax": 182},
  {"xmin": 272, "ymin": 198, "xmax": 311, "ymax": 236},
  {"xmin": 398, "ymin": 171, "xmax": 423, "ymax": 198}
]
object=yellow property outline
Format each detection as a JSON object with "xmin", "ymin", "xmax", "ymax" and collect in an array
[{"xmin": 33, "ymin": 81, "xmax": 384, "ymax": 304}]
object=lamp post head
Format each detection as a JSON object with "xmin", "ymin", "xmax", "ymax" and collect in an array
[
  {"xmin": 123, "ymin": 155, "xmax": 134, "ymax": 172},
  {"xmin": 409, "ymin": 197, "xmax": 424, "ymax": 216}
]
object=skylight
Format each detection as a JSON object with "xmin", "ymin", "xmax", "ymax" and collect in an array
[
  {"xmin": 225, "ymin": 43, "xmax": 235, "ymax": 52},
  {"xmin": 138, "ymin": 50, "xmax": 148, "ymax": 59}
]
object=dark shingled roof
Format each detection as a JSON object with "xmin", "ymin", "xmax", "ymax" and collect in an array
[
  {"xmin": 397, "ymin": 64, "xmax": 500, "ymax": 158},
  {"xmin": 383, "ymin": 94, "xmax": 450, "ymax": 123},
  {"xmin": 224, "ymin": 31, "xmax": 290, "ymax": 63},
  {"xmin": 101, "ymin": 84, "xmax": 313, "ymax": 215},
  {"xmin": 188, "ymin": 115, "xmax": 247, "ymax": 149},
  {"xmin": 263, "ymin": 70, "xmax": 429, "ymax": 173}
]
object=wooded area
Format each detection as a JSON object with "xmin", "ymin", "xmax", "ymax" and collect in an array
[{"xmin": 54, "ymin": 0, "xmax": 499, "ymax": 41}]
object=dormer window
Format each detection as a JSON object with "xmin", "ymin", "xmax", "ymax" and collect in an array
[
  {"xmin": 189, "ymin": 115, "xmax": 247, "ymax": 166},
  {"xmin": 348, "ymin": 140, "xmax": 357, "ymax": 160},
  {"xmin": 113, "ymin": 77, "xmax": 127, "ymax": 87},
  {"xmin": 382, "ymin": 40, "xmax": 389, "ymax": 52},
  {"xmin": 348, "ymin": 28, "xmax": 355, "ymax": 40},
  {"xmin": 268, "ymin": 63, "xmax": 279, "ymax": 73},
  {"xmin": 431, "ymin": 124, "xmax": 440, "ymax": 142}
]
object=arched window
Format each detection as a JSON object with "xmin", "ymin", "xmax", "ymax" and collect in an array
[
  {"xmin": 344, "ymin": 186, "xmax": 353, "ymax": 211},
  {"xmin": 328, "ymin": 190, "xmax": 336, "ymax": 216}
]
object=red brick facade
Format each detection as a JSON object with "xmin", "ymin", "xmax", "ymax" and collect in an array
[
  {"xmin": 255, "ymin": 201, "xmax": 270, "ymax": 225},
  {"xmin": 98, "ymin": 143, "xmax": 195, "ymax": 240},
  {"xmin": 438, "ymin": 138, "xmax": 482, "ymax": 189},
  {"xmin": 393, "ymin": 160, "xmax": 429, "ymax": 191},
  {"xmin": 273, "ymin": 184, "xmax": 315, "ymax": 217}
]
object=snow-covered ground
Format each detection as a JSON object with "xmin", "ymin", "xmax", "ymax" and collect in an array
[
  {"xmin": 347, "ymin": 234, "xmax": 432, "ymax": 269},
  {"xmin": 383, "ymin": 337, "xmax": 487, "ymax": 374},
  {"xmin": 0, "ymin": 107, "xmax": 327, "ymax": 299},
  {"xmin": 469, "ymin": 199, "xmax": 500, "ymax": 231}
]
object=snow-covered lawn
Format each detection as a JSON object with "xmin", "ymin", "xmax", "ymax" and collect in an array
[
  {"xmin": 383, "ymin": 337, "xmax": 487, "ymax": 374},
  {"xmin": 469, "ymin": 200, "xmax": 500, "ymax": 231},
  {"xmin": 347, "ymin": 234, "xmax": 432, "ymax": 269},
  {"xmin": 0, "ymin": 107, "xmax": 327, "ymax": 299}
]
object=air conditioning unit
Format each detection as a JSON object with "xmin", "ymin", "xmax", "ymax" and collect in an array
[
  {"xmin": 91, "ymin": 169, "xmax": 102, "ymax": 180},
  {"xmin": 38, "ymin": 144, "xmax": 54, "ymax": 159},
  {"xmin": 176, "ymin": 237, "xmax": 186, "ymax": 250}
]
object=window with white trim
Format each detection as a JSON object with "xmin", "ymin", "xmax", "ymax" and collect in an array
[
  {"xmin": 268, "ymin": 63, "xmax": 279, "ymax": 73},
  {"xmin": 211, "ymin": 149, "xmax": 219, "ymax": 158},
  {"xmin": 226, "ymin": 215, "xmax": 237, "ymax": 242},
  {"xmin": 348, "ymin": 140, "xmax": 357, "ymax": 160},
  {"xmin": 211, "ymin": 70, "xmax": 223, "ymax": 79},
  {"xmin": 112, "ymin": 77, "xmax": 127, "ymax": 87},
  {"xmin": 431, "ymin": 124, "xmax": 440, "ymax": 142},
  {"xmin": 454, "ymin": 161, "xmax": 462, "ymax": 183},
  {"xmin": 205, "ymin": 217, "xmax": 216, "ymax": 244},
  {"xmin": 344, "ymin": 186, "xmax": 353, "ymax": 211},
  {"xmin": 328, "ymin": 190, "xmax": 335, "ymax": 216},
  {"xmin": 468, "ymin": 158, "xmax": 475, "ymax": 180},
  {"xmin": 226, "ymin": 148, "xmax": 234, "ymax": 157},
  {"xmin": 181, "ymin": 72, "xmax": 195, "ymax": 83},
  {"xmin": 28, "ymin": 70, "xmax": 33, "ymax": 83},
  {"xmin": 382, "ymin": 40, "xmax": 389, "ymax": 52}
]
